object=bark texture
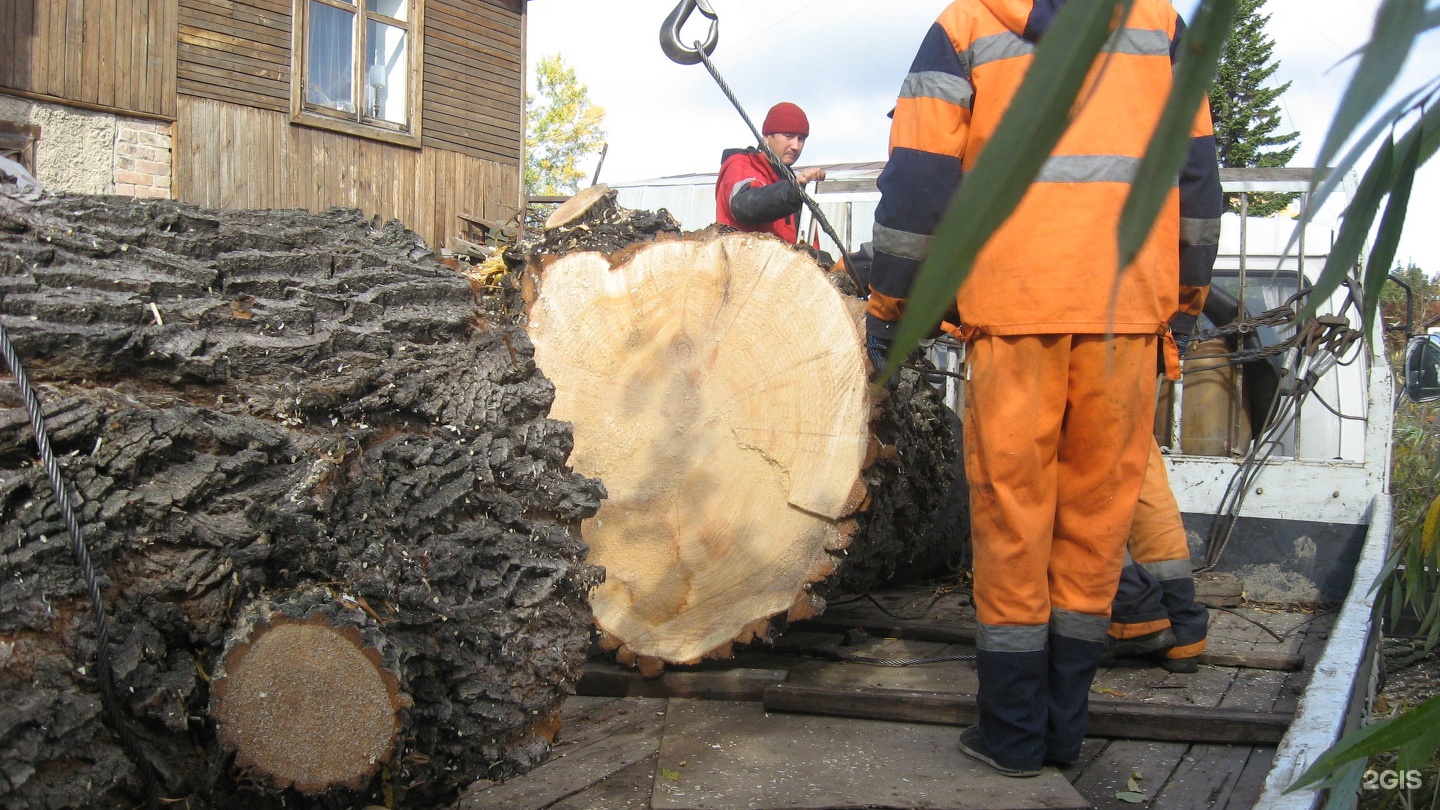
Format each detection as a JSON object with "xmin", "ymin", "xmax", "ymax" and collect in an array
[
  {"xmin": 517, "ymin": 207, "xmax": 968, "ymax": 671},
  {"xmin": 0, "ymin": 183, "xmax": 604, "ymax": 808}
]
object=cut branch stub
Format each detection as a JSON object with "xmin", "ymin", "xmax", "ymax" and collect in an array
[
  {"xmin": 526, "ymin": 233, "xmax": 873, "ymax": 665},
  {"xmin": 544, "ymin": 184, "xmax": 616, "ymax": 231},
  {"xmin": 210, "ymin": 603, "xmax": 410, "ymax": 794}
]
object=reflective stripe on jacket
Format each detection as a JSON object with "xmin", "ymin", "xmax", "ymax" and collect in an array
[
  {"xmin": 715, "ymin": 147, "xmax": 801, "ymax": 243},
  {"xmin": 866, "ymin": 0, "xmax": 1223, "ymax": 339}
]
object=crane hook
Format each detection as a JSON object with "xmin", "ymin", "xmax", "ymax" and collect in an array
[{"xmin": 659, "ymin": 0, "xmax": 719, "ymax": 65}]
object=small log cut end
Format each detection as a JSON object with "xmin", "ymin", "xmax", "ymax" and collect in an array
[{"xmin": 210, "ymin": 600, "xmax": 408, "ymax": 794}]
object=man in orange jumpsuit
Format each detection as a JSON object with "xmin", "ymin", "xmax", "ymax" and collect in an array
[{"xmin": 865, "ymin": 0, "xmax": 1222, "ymax": 776}]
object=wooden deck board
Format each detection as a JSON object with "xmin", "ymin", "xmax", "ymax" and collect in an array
[
  {"xmin": 457, "ymin": 698, "xmax": 666, "ymax": 809},
  {"xmin": 460, "ymin": 596, "xmax": 1333, "ymax": 809},
  {"xmin": 1223, "ymin": 744, "xmax": 1281, "ymax": 810},
  {"xmin": 651, "ymin": 699, "xmax": 1089, "ymax": 810},
  {"xmin": 1068, "ymin": 739, "xmax": 1190, "ymax": 810},
  {"xmin": 1147, "ymin": 743, "xmax": 1256, "ymax": 810},
  {"xmin": 547, "ymin": 753, "xmax": 658, "ymax": 810}
]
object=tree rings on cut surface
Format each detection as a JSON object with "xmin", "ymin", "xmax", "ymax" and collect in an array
[
  {"xmin": 526, "ymin": 232, "xmax": 873, "ymax": 665},
  {"xmin": 544, "ymin": 184, "xmax": 617, "ymax": 231},
  {"xmin": 210, "ymin": 598, "xmax": 410, "ymax": 794}
]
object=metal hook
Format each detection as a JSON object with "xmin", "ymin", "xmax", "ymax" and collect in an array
[{"xmin": 659, "ymin": 0, "xmax": 719, "ymax": 65}]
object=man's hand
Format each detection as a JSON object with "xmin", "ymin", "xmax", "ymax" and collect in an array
[{"xmin": 794, "ymin": 167, "xmax": 827, "ymax": 185}]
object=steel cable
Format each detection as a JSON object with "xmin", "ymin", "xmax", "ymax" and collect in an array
[
  {"xmin": 0, "ymin": 320, "xmax": 163, "ymax": 807},
  {"xmin": 690, "ymin": 41, "xmax": 861, "ymax": 291},
  {"xmin": 1192, "ymin": 293, "xmax": 1366, "ymax": 573}
]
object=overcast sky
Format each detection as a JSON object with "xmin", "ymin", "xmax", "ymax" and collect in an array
[{"xmin": 525, "ymin": 0, "xmax": 1440, "ymax": 271}]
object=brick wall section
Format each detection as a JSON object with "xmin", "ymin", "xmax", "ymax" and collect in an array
[{"xmin": 113, "ymin": 119, "xmax": 173, "ymax": 199}]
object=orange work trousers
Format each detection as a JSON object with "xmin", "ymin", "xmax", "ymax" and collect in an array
[
  {"xmin": 1110, "ymin": 440, "xmax": 1209, "ymax": 659},
  {"xmin": 965, "ymin": 333, "xmax": 1158, "ymax": 627},
  {"xmin": 1127, "ymin": 440, "xmax": 1190, "ymax": 567}
]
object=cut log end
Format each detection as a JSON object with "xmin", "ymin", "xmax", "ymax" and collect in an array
[
  {"xmin": 526, "ymin": 233, "xmax": 873, "ymax": 667},
  {"xmin": 544, "ymin": 184, "xmax": 616, "ymax": 231},
  {"xmin": 211, "ymin": 615, "xmax": 409, "ymax": 794}
]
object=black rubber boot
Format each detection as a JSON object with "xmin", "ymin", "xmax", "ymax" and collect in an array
[
  {"xmin": 1046, "ymin": 633, "xmax": 1107, "ymax": 764},
  {"xmin": 974, "ymin": 647, "xmax": 1048, "ymax": 774}
]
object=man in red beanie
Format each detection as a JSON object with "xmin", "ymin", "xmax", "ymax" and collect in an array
[{"xmin": 714, "ymin": 102, "xmax": 826, "ymax": 242}]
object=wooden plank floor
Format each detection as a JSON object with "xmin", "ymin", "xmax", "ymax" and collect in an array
[{"xmin": 455, "ymin": 586, "xmax": 1336, "ymax": 809}]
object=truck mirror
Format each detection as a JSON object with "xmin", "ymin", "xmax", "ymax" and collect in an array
[{"xmin": 1405, "ymin": 334, "xmax": 1440, "ymax": 403}]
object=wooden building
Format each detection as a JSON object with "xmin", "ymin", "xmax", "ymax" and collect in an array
[{"xmin": 0, "ymin": 0, "xmax": 526, "ymax": 250}]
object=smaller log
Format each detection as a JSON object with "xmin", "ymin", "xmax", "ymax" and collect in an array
[
  {"xmin": 544, "ymin": 185, "xmax": 616, "ymax": 231},
  {"xmin": 209, "ymin": 590, "xmax": 410, "ymax": 795}
]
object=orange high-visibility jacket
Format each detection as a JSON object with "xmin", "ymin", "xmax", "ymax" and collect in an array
[{"xmin": 865, "ymin": 0, "xmax": 1223, "ymax": 341}]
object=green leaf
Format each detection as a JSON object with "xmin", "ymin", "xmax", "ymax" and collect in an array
[
  {"xmin": 1423, "ymin": 595, "xmax": 1440, "ymax": 649},
  {"xmin": 1116, "ymin": 0, "xmax": 1236, "ymax": 274},
  {"xmin": 1303, "ymin": 100, "xmax": 1440, "ymax": 319},
  {"xmin": 1288, "ymin": 693, "xmax": 1440, "ymax": 792},
  {"xmin": 1359, "ymin": 123, "xmax": 1420, "ymax": 333},
  {"xmin": 1290, "ymin": 81, "xmax": 1433, "ymax": 238},
  {"xmin": 1422, "ymin": 492, "xmax": 1440, "ymax": 556},
  {"xmin": 1317, "ymin": 759, "xmax": 1367, "ymax": 810},
  {"xmin": 1369, "ymin": 544, "xmax": 1403, "ymax": 596},
  {"xmin": 1298, "ymin": 138, "xmax": 1391, "ymax": 321},
  {"xmin": 1115, "ymin": 791, "xmax": 1148, "ymax": 803},
  {"xmin": 660, "ymin": 768, "xmax": 680, "ymax": 781},
  {"xmin": 882, "ymin": 0, "xmax": 1127, "ymax": 385},
  {"xmin": 1313, "ymin": 0, "xmax": 1426, "ymax": 176},
  {"xmin": 1396, "ymin": 703, "xmax": 1440, "ymax": 772}
]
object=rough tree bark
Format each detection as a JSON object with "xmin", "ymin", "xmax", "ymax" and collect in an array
[
  {"xmin": 0, "ymin": 182, "xmax": 605, "ymax": 808},
  {"xmin": 516, "ymin": 197, "xmax": 969, "ymax": 672}
]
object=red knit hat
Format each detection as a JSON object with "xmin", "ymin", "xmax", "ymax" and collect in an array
[{"xmin": 762, "ymin": 102, "xmax": 809, "ymax": 136}]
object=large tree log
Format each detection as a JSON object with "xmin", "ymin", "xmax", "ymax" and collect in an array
[
  {"xmin": 518, "ymin": 211, "xmax": 968, "ymax": 671},
  {"xmin": 0, "ymin": 182, "xmax": 604, "ymax": 808}
]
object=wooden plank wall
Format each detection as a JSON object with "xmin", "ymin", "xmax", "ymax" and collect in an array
[
  {"xmin": 176, "ymin": 96, "xmax": 520, "ymax": 251},
  {"xmin": 0, "ymin": 0, "xmax": 179, "ymax": 118},
  {"xmin": 175, "ymin": 0, "xmax": 290, "ymax": 112},
  {"xmin": 422, "ymin": 0, "xmax": 523, "ymax": 165},
  {"xmin": 174, "ymin": 0, "xmax": 524, "ymax": 165}
]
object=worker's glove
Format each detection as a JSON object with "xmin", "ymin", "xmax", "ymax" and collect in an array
[
  {"xmin": 1174, "ymin": 329, "xmax": 1192, "ymax": 358},
  {"xmin": 867, "ymin": 334, "xmax": 896, "ymax": 386},
  {"xmin": 1168, "ymin": 312, "xmax": 1199, "ymax": 358},
  {"xmin": 866, "ymin": 334, "xmax": 892, "ymax": 371}
]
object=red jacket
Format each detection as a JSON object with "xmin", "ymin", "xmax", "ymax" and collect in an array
[{"xmin": 714, "ymin": 147, "xmax": 803, "ymax": 243}]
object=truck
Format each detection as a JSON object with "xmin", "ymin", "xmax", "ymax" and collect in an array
[{"xmin": 479, "ymin": 166, "xmax": 1428, "ymax": 810}]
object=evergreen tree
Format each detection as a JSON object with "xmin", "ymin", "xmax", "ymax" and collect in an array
[
  {"xmin": 525, "ymin": 55, "xmax": 606, "ymax": 196},
  {"xmin": 1208, "ymin": 0, "xmax": 1300, "ymax": 217}
]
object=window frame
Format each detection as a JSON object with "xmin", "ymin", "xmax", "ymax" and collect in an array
[
  {"xmin": 290, "ymin": 0, "xmax": 424, "ymax": 148},
  {"xmin": 0, "ymin": 122, "xmax": 40, "ymax": 174}
]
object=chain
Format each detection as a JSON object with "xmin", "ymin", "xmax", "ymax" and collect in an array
[{"xmin": 1182, "ymin": 302, "xmax": 1362, "ymax": 370}]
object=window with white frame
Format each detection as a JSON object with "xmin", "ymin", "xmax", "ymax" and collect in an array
[{"xmin": 293, "ymin": 0, "xmax": 421, "ymax": 145}]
